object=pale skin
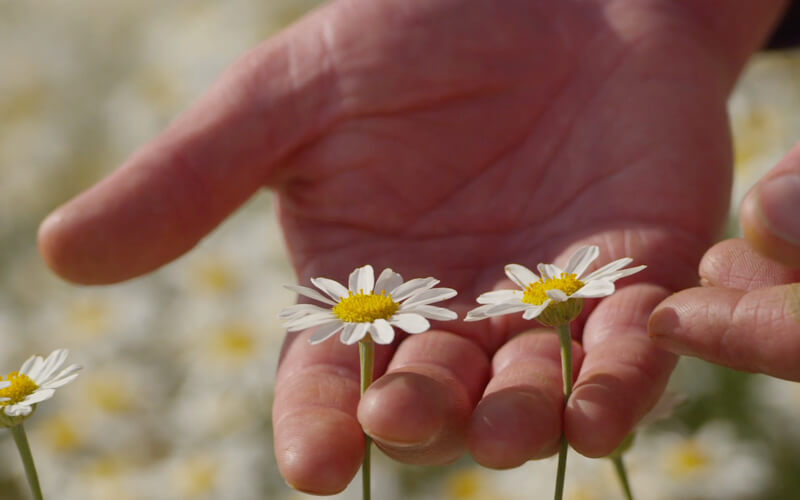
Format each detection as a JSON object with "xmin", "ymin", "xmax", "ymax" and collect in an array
[{"xmin": 37, "ymin": 0, "xmax": 787, "ymax": 495}]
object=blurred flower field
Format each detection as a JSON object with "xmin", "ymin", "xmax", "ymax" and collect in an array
[{"xmin": 1, "ymin": 2, "xmax": 800, "ymax": 499}]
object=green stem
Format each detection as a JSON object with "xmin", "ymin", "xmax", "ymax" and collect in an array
[
  {"xmin": 611, "ymin": 455, "xmax": 635, "ymax": 500},
  {"xmin": 553, "ymin": 323, "xmax": 573, "ymax": 500},
  {"xmin": 359, "ymin": 340, "xmax": 375, "ymax": 500},
  {"xmin": 11, "ymin": 424, "xmax": 44, "ymax": 500}
]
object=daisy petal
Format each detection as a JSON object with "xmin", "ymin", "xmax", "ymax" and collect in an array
[
  {"xmin": 485, "ymin": 301, "xmax": 535, "ymax": 317},
  {"xmin": 42, "ymin": 370, "xmax": 81, "ymax": 389},
  {"xmin": 284, "ymin": 311, "xmax": 338, "ymax": 332},
  {"xmin": 571, "ymin": 279, "xmax": 616, "ymax": 299},
  {"xmin": 374, "ymin": 268, "xmax": 403, "ymax": 295},
  {"xmin": 522, "ymin": 303, "xmax": 548, "ymax": 320},
  {"xmin": 595, "ymin": 265, "xmax": 647, "ymax": 283},
  {"xmin": 341, "ymin": 322, "xmax": 370, "ymax": 345},
  {"xmin": 311, "ymin": 277, "xmax": 350, "ymax": 301},
  {"xmin": 283, "ymin": 284, "xmax": 337, "ymax": 306},
  {"xmin": 391, "ymin": 313, "xmax": 431, "ymax": 334},
  {"xmin": 580, "ymin": 258, "xmax": 632, "ymax": 281},
  {"xmin": 348, "ymin": 265, "xmax": 375, "ymax": 294},
  {"xmin": 4, "ymin": 405, "xmax": 32, "ymax": 417},
  {"xmin": 20, "ymin": 355, "xmax": 43, "ymax": 378},
  {"xmin": 505, "ymin": 264, "xmax": 539, "ymax": 289},
  {"xmin": 402, "ymin": 288, "xmax": 457, "ymax": 308},
  {"xmin": 369, "ymin": 319, "xmax": 395, "ymax": 344},
  {"xmin": 464, "ymin": 304, "xmax": 495, "ymax": 321},
  {"xmin": 391, "ymin": 278, "xmax": 438, "ymax": 301},
  {"xmin": 546, "ymin": 289, "xmax": 569, "ymax": 303},
  {"xmin": 309, "ymin": 321, "xmax": 345, "ymax": 345},
  {"xmin": 278, "ymin": 303, "xmax": 330, "ymax": 320},
  {"xmin": 537, "ymin": 263, "xmax": 562, "ymax": 281},
  {"xmin": 22, "ymin": 388, "xmax": 55, "ymax": 405},
  {"xmin": 402, "ymin": 304, "xmax": 458, "ymax": 321},
  {"xmin": 564, "ymin": 245, "xmax": 599, "ymax": 276},
  {"xmin": 37, "ymin": 349, "xmax": 68, "ymax": 383},
  {"xmin": 476, "ymin": 289, "xmax": 524, "ymax": 305}
]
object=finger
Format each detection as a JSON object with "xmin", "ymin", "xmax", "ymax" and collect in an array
[
  {"xmin": 740, "ymin": 141, "xmax": 800, "ymax": 268},
  {"xmin": 698, "ymin": 238, "xmax": 800, "ymax": 289},
  {"xmin": 649, "ymin": 284, "xmax": 800, "ymax": 381},
  {"xmin": 566, "ymin": 283, "xmax": 677, "ymax": 457},
  {"xmin": 38, "ymin": 5, "xmax": 341, "ymax": 284},
  {"xmin": 272, "ymin": 330, "xmax": 394, "ymax": 494},
  {"xmin": 358, "ymin": 330, "xmax": 490, "ymax": 465},
  {"xmin": 468, "ymin": 331, "xmax": 584, "ymax": 469}
]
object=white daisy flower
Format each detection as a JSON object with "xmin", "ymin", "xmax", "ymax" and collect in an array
[
  {"xmin": 280, "ymin": 265, "xmax": 458, "ymax": 345},
  {"xmin": 465, "ymin": 245, "xmax": 646, "ymax": 327},
  {"xmin": 0, "ymin": 348, "xmax": 81, "ymax": 422}
]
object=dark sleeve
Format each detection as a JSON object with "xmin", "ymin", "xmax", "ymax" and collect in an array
[{"xmin": 766, "ymin": 1, "xmax": 800, "ymax": 49}]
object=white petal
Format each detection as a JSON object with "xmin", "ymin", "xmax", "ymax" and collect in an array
[
  {"xmin": 369, "ymin": 319, "xmax": 395, "ymax": 344},
  {"xmin": 564, "ymin": 245, "xmax": 599, "ymax": 276},
  {"xmin": 402, "ymin": 288, "xmax": 457, "ymax": 308},
  {"xmin": 374, "ymin": 268, "xmax": 404, "ymax": 295},
  {"xmin": 348, "ymin": 265, "xmax": 375, "ymax": 294},
  {"xmin": 546, "ymin": 289, "xmax": 569, "ymax": 303},
  {"xmin": 309, "ymin": 321, "xmax": 345, "ymax": 345},
  {"xmin": 36, "ymin": 349, "xmax": 68, "ymax": 384},
  {"xmin": 476, "ymin": 289, "xmax": 523, "ymax": 305},
  {"xmin": 522, "ymin": 303, "xmax": 549, "ymax": 320},
  {"xmin": 391, "ymin": 278, "xmax": 438, "ymax": 301},
  {"xmin": 41, "ymin": 371, "xmax": 80, "ymax": 389},
  {"xmin": 486, "ymin": 302, "xmax": 533, "ymax": 316},
  {"xmin": 283, "ymin": 284, "xmax": 337, "ymax": 306},
  {"xmin": 591, "ymin": 265, "xmax": 647, "ymax": 283},
  {"xmin": 311, "ymin": 277, "xmax": 350, "ymax": 301},
  {"xmin": 390, "ymin": 313, "xmax": 431, "ymax": 334},
  {"xmin": 285, "ymin": 311, "xmax": 338, "ymax": 331},
  {"xmin": 22, "ymin": 388, "xmax": 55, "ymax": 405},
  {"xmin": 464, "ymin": 304, "xmax": 495, "ymax": 321},
  {"xmin": 4, "ymin": 404, "xmax": 32, "ymax": 417},
  {"xmin": 537, "ymin": 263, "xmax": 562, "ymax": 281},
  {"xmin": 0, "ymin": 381, "xmax": 10, "ymax": 390},
  {"xmin": 504, "ymin": 264, "xmax": 539, "ymax": 289},
  {"xmin": 341, "ymin": 322, "xmax": 369, "ymax": 345},
  {"xmin": 401, "ymin": 304, "xmax": 458, "ymax": 321},
  {"xmin": 581, "ymin": 258, "xmax": 633, "ymax": 281},
  {"xmin": 20, "ymin": 355, "xmax": 43, "ymax": 378},
  {"xmin": 279, "ymin": 303, "xmax": 331, "ymax": 320},
  {"xmin": 571, "ymin": 280, "xmax": 616, "ymax": 299}
]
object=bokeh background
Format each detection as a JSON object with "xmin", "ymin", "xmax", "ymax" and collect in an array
[{"xmin": 1, "ymin": 2, "xmax": 799, "ymax": 499}]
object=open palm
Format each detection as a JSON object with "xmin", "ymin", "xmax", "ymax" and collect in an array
[{"xmin": 39, "ymin": 0, "xmax": 780, "ymax": 495}]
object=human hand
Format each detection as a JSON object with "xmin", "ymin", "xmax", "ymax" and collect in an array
[
  {"xmin": 650, "ymin": 142, "xmax": 800, "ymax": 381},
  {"xmin": 37, "ymin": 0, "xmax": 785, "ymax": 494}
]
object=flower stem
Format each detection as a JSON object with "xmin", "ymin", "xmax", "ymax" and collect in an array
[
  {"xmin": 359, "ymin": 340, "xmax": 375, "ymax": 500},
  {"xmin": 553, "ymin": 323, "xmax": 573, "ymax": 500},
  {"xmin": 611, "ymin": 455, "xmax": 635, "ymax": 500},
  {"xmin": 10, "ymin": 424, "xmax": 44, "ymax": 500}
]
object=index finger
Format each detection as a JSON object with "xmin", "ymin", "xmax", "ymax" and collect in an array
[{"xmin": 38, "ymin": 6, "xmax": 340, "ymax": 284}]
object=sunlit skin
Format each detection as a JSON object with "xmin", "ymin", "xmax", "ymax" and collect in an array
[
  {"xmin": 650, "ymin": 142, "xmax": 800, "ymax": 382},
  {"xmin": 37, "ymin": 0, "xmax": 787, "ymax": 495}
]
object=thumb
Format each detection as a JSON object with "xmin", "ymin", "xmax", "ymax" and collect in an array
[
  {"xmin": 38, "ymin": 5, "xmax": 339, "ymax": 285},
  {"xmin": 740, "ymin": 140, "xmax": 800, "ymax": 268}
]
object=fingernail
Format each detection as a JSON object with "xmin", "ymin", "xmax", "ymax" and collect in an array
[{"xmin": 757, "ymin": 173, "xmax": 800, "ymax": 245}]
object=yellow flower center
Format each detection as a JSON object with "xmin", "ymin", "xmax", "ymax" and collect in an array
[
  {"xmin": 666, "ymin": 440, "xmax": 711, "ymax": 478},
  {"xmin": 333, "ymin": 291, "xmax": 399, "ymax": 323},
  {"xmin": 522, "ymin": 273, "xmax": 584, "ymax": 305},
  {"xmin": 0, "ymin": 372, "xmax": 38, "ymax": 405}
]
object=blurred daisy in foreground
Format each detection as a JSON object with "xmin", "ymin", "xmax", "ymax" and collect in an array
[{"xmin": 280, "ymin": 264, "xmax": 457, "ymax": 345}]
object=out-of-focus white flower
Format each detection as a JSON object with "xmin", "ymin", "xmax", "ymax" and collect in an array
[
  {"xmin": 281, "ymin": 265, "xmax": 457, "ymax": 345},
  {"xmin": 466, "ymin": 245, "xmax": 645, "ymax": 326},
  {"xmin": 0, "ymin": 349, "xmax": 81, "ymax": 421},
  {"xmin": 629, "ymin": 421, "xmax": 772, "ymax": 499}
]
